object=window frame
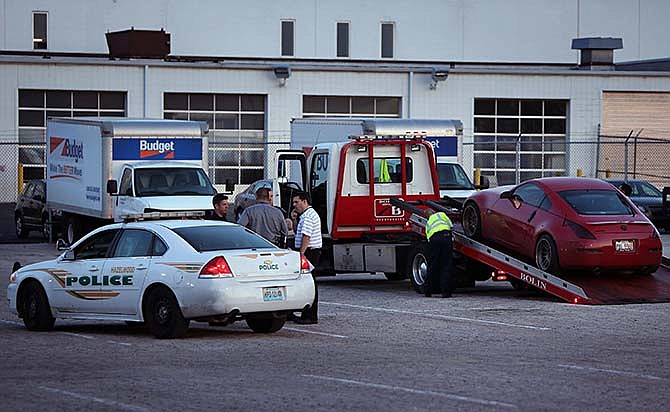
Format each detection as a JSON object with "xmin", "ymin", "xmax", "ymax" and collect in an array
[
  {"xmin": 302, "ymin": 95, "xmax": 401, "ymax": 118},
  {"xmin": 380, "ymin": 22, "xmax": 395, "ymax": 59},
  {"xmin": 336, "ymin": 21, "xmax": 350, "ymax": 58},
  {"xmin": 32, "ymin": 11, "xmax": 48, "ymax": 50},
  {"xmin": 473, "ymin": 98, "xmax": 568, "ymax": 186},
  {"xmin": 281, "ymin": 19, "xmax": 295, "ymax": 57}
]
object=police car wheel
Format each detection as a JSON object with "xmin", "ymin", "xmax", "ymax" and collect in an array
[
  {"xmin": 22, "ymin": 282, "xmax": 55, "ymax": 331},
  {"xmin": 246, "ymin": 316, "xmax": 285, "ymax": 333},
  {"xmin": 145, "ymin": 288, "xmax": 190, "ymax": 339}
]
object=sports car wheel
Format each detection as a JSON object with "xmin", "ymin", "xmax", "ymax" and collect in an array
[
  {"xmin": 462, "ymin": 202, "xmax": 482, "ymax": 240},
  {"xmin": 15, "ymin": 215, "xmax": 29, "ymax": 239},
  {"xmin": 406, "ymin": 243, "xmax": 428, "ymax": 293},
  {"xmin": 535, "ymin": 234, "xmax": 559, "ymax": 274},
  {"xmin": 246, "ymin": 317, "xmax": 285, "ymax": 333},
  {"xmin": 145, "ymin": 288, "xmax": 190, "ymax": 339},
  {"xmin": 22, "ymin": 282, "xmax": 55, "ymax": 331}
]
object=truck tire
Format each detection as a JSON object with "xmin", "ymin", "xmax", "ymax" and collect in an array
[
  {"xmin": 406, "ymin": 243, "xmax": 428, "ymax": 293},
  {"xmin": 15, "ymin": 214, "xmax": 29, "ymax": 239},
  {"xmin": 65, "ymin": 215, "xmax": 84, "ymax": 245},
  {"xmin": 42, "ymin": 213, "xmax": 50, "ymax": 240}
]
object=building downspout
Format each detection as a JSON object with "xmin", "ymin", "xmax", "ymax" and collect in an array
[
  {"xmin": 143, "ymin": 64, "xmax": 148, "ymax": 117},
  {"xmin": 407, "ymin": 71, "xmax": 413, "ymax": 118}
]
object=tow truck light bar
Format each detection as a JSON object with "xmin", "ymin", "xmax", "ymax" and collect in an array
[
  {"xmin": 349, "ymin": 133, "xmax": 427, "ymax": 142},
  {"xmin": 122, "ymin": 211, "xmax": 205, "ymax": 222}
]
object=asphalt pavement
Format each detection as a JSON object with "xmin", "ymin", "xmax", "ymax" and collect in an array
[{"xmin": 1, "ymin": 243, "xmax": 669, "ymax": 411}]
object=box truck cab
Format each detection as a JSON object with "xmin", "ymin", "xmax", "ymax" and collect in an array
[{"xmin": 46, "ymin": 117, "xmax": 215, "ymax": 244}]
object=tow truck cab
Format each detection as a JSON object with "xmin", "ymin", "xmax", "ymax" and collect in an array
[{"xmin": 274, "ymin": 119, "xmax": 463, "ymax": 279}]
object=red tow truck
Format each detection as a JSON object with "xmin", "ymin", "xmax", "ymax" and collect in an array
[{"xmin": 272, "ymin": 119, "xmax": 491, "ymax": 288}]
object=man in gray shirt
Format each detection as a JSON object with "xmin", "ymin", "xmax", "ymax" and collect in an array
[{"xmin": 237, "ymin": 187, "xmax": 288, "ymax": 247}]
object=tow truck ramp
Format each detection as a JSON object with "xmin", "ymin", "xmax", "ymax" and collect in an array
[{"xmin": 395, "ymin": 198, "xmax": 670, "ymax": 305}]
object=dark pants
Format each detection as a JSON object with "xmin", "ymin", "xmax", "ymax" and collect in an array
[
  {"xmin": 426, "ymin": 231, "xmax": 454, "ymax": 295},
  {"xmin": 301, "ymin": 248, "xmax": 321, "ymax": 321}
]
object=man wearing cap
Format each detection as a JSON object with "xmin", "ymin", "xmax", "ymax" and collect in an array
[{"xmin": 424, "ymin": 208, "xmax": 454, "ymax": 298}]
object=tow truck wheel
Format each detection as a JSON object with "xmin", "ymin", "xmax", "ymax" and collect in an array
[
  {"xmin": 246, "ymin": 316, "xmax": 285, "ymax": 333},
  {"xmin": 535, "ymin": 234, "xmax": 559, "ymax": 274},
  {"xmin": 21, "ymin": 281, "xmax": 55, "ymax": 331},
  {"xmin": 406, "ymin": 244, "xmax": 428, "ymax": 293},
  {"xmin": 145, "ymin": 287, "xmax": 190, "ymax": 339},
  {"xmin": 462, "ymin": 202, "xmax": 482, "ymax": 240}
]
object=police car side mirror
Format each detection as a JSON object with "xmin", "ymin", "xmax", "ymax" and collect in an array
[
  {"xmin": 107, "ymin": 179, "xmax": 118, "ymax": 195},
  {"xmin": 62, "ymin": 250, "xmax": 75, "ymax": 261}
]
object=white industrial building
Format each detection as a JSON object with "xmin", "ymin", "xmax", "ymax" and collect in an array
[{"xmin": 1, "ymin": 0, "xmax": 670, "ymax": 201}]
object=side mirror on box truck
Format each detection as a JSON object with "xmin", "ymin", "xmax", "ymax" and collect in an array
[{"xmin": 106, "ymin": 179, "xmax": 118, "ymax": 195}]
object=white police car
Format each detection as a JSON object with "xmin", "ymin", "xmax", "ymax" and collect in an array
[{"xmin": 7, "ymin": 217, "xmax": 315, "ymax": 338}]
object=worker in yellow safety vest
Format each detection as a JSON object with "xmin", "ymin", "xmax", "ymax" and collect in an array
[{"xmin": 424, "ymin": 208, "xmax": 454, "ymax": 298}]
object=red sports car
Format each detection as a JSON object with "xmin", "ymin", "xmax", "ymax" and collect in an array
[{"xmin": 461, "ymin": 177, "xmax": 662, "ymax": 275}]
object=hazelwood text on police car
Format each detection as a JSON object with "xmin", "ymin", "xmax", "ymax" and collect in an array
[{"xmin": 7, "ymin": 218, "xmax": 315, "ymax": 339}]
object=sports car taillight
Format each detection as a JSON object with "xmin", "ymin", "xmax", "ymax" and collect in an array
[
  {"xmin": 199, "ymin": 256, "xmax": 233, "ymax": 278},
  {"xmin": 300, "ymin": 254, "xmax": 312, "ymax": 274},
  {"xmin": 565, "ymin": 219, "xmax": 596, "ymax": 240}
]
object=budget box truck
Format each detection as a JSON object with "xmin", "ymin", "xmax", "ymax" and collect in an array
[{"xmin": 46, "ymin": 117, "xmax": 216, "ymax": 244}]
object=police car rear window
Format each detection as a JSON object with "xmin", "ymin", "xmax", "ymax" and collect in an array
[{"xmin": 172, "ymin": 225, "xmax": 275, "ymax": 252}]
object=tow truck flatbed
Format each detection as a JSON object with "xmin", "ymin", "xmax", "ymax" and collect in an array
[{"xmin": 396, "ymin": 197, "xmax": 670, "ymax": 305}]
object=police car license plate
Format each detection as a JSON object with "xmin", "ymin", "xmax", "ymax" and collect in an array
[
  {"xmin": 615, "ymin": 240, "xmax": 635, "ymax": 252},
  {"xmin": 263, "ymin": 287, "xmax": 285, "ymax": 302}
]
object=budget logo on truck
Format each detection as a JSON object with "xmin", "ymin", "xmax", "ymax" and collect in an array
[
  {"xmin": 113, "ymin": 138, "xmax": 202, "ymax": 160},
  {"xmin": 50, "ymin": 137, "xmax": 84, "ymax": 162},
  {"xmin": 140, "ymin": 140, "xmax": 175, "ymax": 159}
]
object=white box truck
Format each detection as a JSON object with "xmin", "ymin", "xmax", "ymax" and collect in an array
[{"xmin": 46, "ymin": 117, "xmax": 216, "ymax": 243}]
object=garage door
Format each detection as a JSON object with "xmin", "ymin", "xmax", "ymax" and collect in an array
[{"xmin": 600, "ymin": 91, "xmax": 670, "ymax": 187}]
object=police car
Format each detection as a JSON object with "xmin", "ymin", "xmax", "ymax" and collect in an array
[{"xmin": 7, "ymin": 214, "xmax": 315, "ymax": 338}]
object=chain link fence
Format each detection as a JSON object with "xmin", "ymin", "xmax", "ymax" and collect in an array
[{"xmin": 2, "ymin": 133, "xmax": 670, "ymax": 202}]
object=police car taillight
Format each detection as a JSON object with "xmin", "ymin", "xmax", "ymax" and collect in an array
[
  {"xmin": 300, "ymin": 254, "xmax": 311, "ymax": 274},
  {"xmin": 199, "ymin": 256, "xmax": 233, "ymax": 278}
]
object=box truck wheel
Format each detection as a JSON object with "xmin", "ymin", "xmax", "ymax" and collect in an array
[{"xmin": 65, "ymin": 216, "xmax": 83, "ymax": 245}]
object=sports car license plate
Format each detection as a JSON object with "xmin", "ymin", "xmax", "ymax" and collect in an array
[
  {"xmin": 615, "ymin": 240, "xmax": 635, "ymax": 252},
  {"xmin": 263, "ymin": 287, "xmax": 285, "ymax": 302}
]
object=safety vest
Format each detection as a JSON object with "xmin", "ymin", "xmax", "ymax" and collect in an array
[
  {"xmin": 425, "ymin": 212, "xmax": 453, "ymax": 240},
  {"xmin": 379, "ymin": 159, "xmax": 391, "ymax": 183}
]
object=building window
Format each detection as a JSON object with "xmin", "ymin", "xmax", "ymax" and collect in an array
[
  {"xmin": 381, "ymin": 22, "xmax": 394, "ymax": 58},
  {"xmin": 281, "ymin": 20, "xmax": 294, "ymax": 57},
  {"xmin": 164, "ymin": 93, "xmax": 267, "ymax": 186},
  {"xmin": 17, "ymin": 89, "xmax": 126, "ymax": 181},
  {"xmin": 33, "ymin": 12, "xmax": 47, "ymax": 50},
  {"xmin": 337, "ymin": 22, "xmax": 349, "ymax": 58},
  {"xmin": 303, "ymin": 96, "xmax": 401, "ymax": 118},
  {"xmin": 473, "ymin": 98, "xmax": 568, "ymax": 186}
]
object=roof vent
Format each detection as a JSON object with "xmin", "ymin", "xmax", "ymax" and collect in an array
[
  {"xmin": 106, "ymin": 28, "xmax": 171, "ymax": 59},
  {"xmin": 571, "ymin": 37, "xmax": 623, "ymax": 70}
]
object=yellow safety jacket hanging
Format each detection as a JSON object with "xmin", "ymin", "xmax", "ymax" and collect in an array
[
  {"xmin": 379, "ymin": 159, "xmax": 391, "ymax": 183},
  {"xmin": 425, "ymin": 212, "xmax": 453, "ymax": 240}
]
